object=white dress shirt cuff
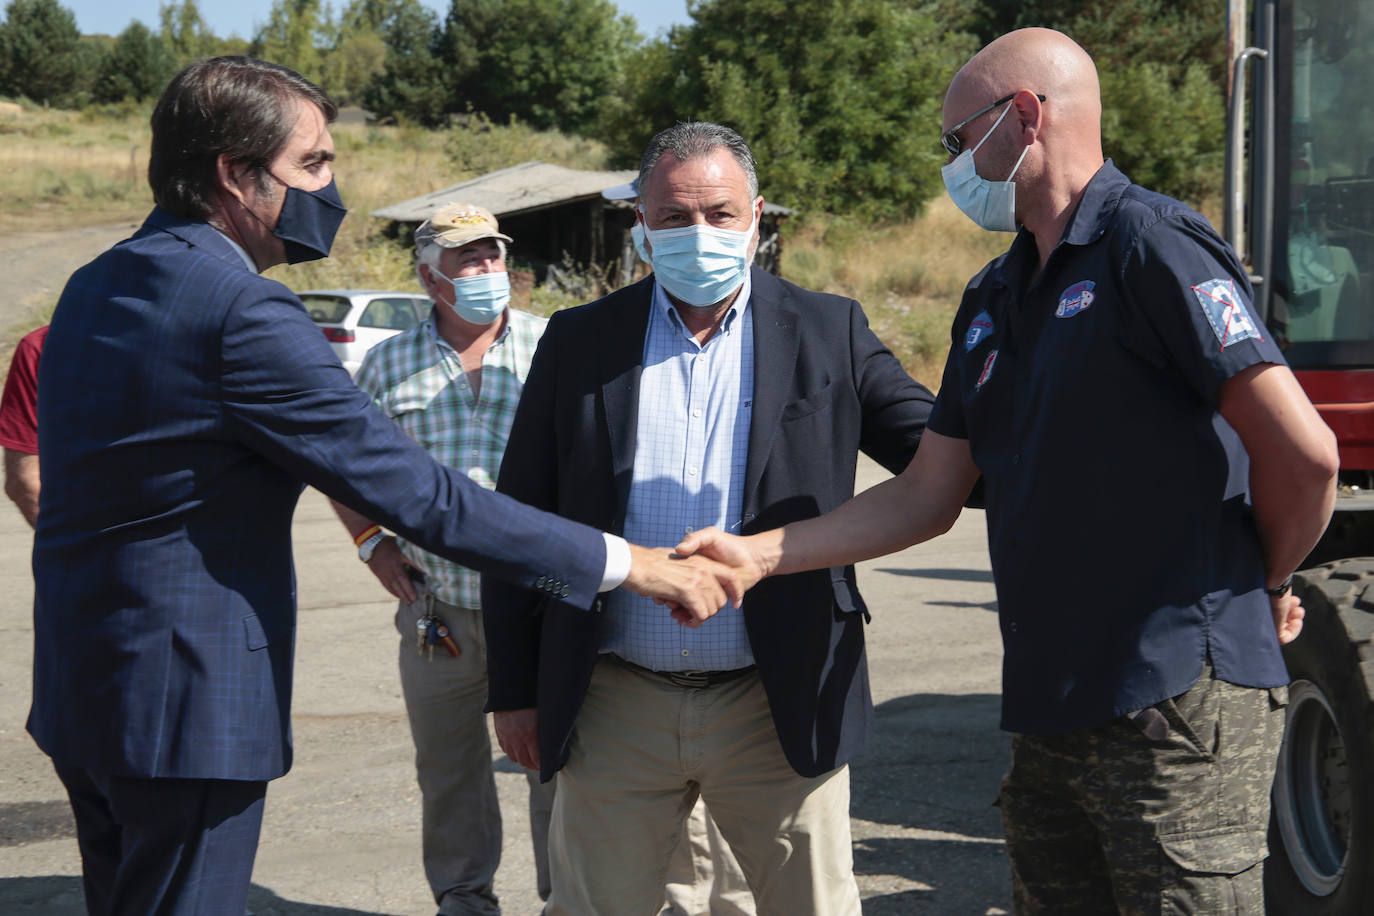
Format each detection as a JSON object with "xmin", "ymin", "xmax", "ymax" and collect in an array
[{"xmin": 599, "ymin": 533, "xmax": 632, "ymax": 592}]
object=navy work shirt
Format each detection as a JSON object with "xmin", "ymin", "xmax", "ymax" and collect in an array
[{"xmin": 927, "ymin": 161, "xmax": 1290, "ymax": 735}]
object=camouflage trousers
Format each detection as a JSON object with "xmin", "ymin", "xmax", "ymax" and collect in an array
[{"xmin": 999, "ymin": 666, "xmax": 1287, "ymax": 915}]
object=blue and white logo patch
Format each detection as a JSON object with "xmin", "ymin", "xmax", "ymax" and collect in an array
[
  {"xmin": 1055, "ymin": 280, "xmax": 1095, "ymax": 318},
  {"xmin": 1192, "ymin": 278, "xmax": 1261, "ymax": 349},
  {"xmin": 965, "ymin": 310, "xmax": 994, "ymax": 351}
]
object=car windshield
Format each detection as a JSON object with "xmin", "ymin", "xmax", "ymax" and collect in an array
[{"xmin": 301, "ymin": 295, "xmax": 352, "ymax": 324}]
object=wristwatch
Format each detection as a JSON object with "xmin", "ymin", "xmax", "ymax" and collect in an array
[
  {"xmin": 1265, "ymin": 575, "xmax": 1294, "ymax": 597},
  {"xmin": 358, "ymin": 530, "xmax": 388, "ymax": 563}
]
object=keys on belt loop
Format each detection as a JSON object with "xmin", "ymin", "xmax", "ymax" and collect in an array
[{"xmin": 414, "ymin": 595, "xmax": 460, "ymax": 660}]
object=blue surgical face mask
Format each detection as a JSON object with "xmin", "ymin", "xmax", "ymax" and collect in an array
[
  {"xmin": 940, "ymin": 103, "xmax": 1029, "ymax": 233},
  {"xmin": 631, "ymin": 222, "xmax": 650, "ymax": 264},
  {"xmin": 448, "ymin": 270, "xmax": 510, "ymax": 325},
  {"xmin": 638, "ymin": 210, "xmax": 756, "ymax": 307},
  {"xmin": 272, "ymin": 175, "xmax": 348, "ymax": 263}
]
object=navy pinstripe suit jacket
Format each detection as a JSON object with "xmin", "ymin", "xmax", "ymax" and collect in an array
[{"xmin": 29, "ymin": 208, "xmax": 606, "ymax": 781}]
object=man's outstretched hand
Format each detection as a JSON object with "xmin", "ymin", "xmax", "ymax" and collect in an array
[
  {"xmin": 675, "ymin": 527, "xmax": 772, "ymax": 594},
  {"xmin": 621, "ymin": 544, "xmax": 746, "ymax": 627}
]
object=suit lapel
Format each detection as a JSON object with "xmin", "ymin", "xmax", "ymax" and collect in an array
[
  {"xmin": 601, "ymin": 279, "xmax": 654, "ymax": 526},
  {"xmin": 744, "ymin": 269, "xmax": 799, "ymax": 521}
]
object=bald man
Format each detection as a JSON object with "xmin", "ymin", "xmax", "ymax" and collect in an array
[{"xmin": 678, "ymin": 28, "xmax": 1338, "ymax": 914}]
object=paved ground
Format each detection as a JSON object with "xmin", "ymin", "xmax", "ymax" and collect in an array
[{"xmin": 0, "ymin": 457, "xmax": 1012, "ymax": 915}]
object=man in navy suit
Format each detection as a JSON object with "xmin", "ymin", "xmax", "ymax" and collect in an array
[
  {"xmin": 29, "ymin": 58, "xmax": 739, "ymax": 916},
  {"xmin": 482, "ymin": 122, "xmax": 934, "ymax": 914}
]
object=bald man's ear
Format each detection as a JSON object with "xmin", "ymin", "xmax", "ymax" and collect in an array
[{"xmin": 1010, "ymin": 89, "xmax": 1044, "ymax": 141}]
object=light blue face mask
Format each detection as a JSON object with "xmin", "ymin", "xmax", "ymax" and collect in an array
[
  {"xmin": 940, "ymin": 102, "xmax": 1029, "ymax": 233},
  {"xmin": 631, "ymin": 222, "xmax": 650, "ymax": 264},
  {"xmin": 639, "ymin": 210, "xmax": 755, "ymax": 307},
  {"xmin": 448, "ymin": 271, "xmax": 510, "ymax": 325}
]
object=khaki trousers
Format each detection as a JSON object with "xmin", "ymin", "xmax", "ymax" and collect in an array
[
  {"xmin": 661, "ymin": 798, "xmax": 755, "ymax": 916},
  {"xmin": 397, "ymin": 597, "xmax": 555, "ymax": 915},
  {"xmin": 547, "ymin": 655, "xmax": 861, "ymax": 916}
]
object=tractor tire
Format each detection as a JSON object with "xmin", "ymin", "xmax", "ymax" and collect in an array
[{"xmin": 1264, "ymin": 560, "xmax": 1374, "ymax": 914}]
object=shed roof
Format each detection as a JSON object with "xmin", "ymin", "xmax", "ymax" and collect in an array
[{"xmin": 370, "ymin": 160, "xmax": 794, "ymax": 222}]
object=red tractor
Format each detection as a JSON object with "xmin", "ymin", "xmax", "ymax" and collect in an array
[{"xmin": 1229, "ymin": 0, "xmax": 1374, "ymax": 911}]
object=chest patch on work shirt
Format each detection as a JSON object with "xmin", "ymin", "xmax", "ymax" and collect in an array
[
  {"xmin": 975, "ymin": 349, "xmax": 999, "ymax": 390},
  {"xmin": 1055, "ymin": 280, "xmax": 1095, "ymax": 318},
  {"xmin": 965, "ymin": 310, "xmax": 995, "ymax": 351},
  {"xmin": 1193, "ymin": 278, "xmax": 1262, "ymax": 348}
]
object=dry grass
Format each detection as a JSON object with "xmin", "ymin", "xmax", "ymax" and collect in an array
[
  {"xmin": 781, "ymin": 196, "xmax": 1009, "ymax": 385},
  {"xmin": 0, "ymin": 105, "xmax": 153, "ymax": 232}
]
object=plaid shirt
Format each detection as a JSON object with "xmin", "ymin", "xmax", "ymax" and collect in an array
[{"xmin": 355, "ymin": 308, "xmax": 547, "ymax": 607}]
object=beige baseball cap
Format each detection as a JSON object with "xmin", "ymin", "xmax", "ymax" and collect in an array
[{"xmin": 415, "ymin": 202, "xmax": 513, "ymax": 248}]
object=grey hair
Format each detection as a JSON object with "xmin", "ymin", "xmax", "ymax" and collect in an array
[
  {"xmin": 415, "ymin": 236, "xmax": 508, "ymax": 287},
  {"xmin": 638, "ymin": 122, "xmax": 758, "ymax": 200}
]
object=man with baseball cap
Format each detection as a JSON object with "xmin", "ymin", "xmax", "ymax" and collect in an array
[{"xmin": 331, "ymin": 201, "xmax": 553, "ymax": 915}]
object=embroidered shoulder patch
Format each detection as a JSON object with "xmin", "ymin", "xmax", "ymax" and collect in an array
[
  {"xmin": 965, "ymin": 310, "xmax": 994, "ymax": 351},
  {"xmin": 1192, "ymin": 278, "xmax": 1261, "ymax": 349},
  {"xmin": 1055, "ymin": 280, "xmax": 1095, "ymax": 318},
  {"xmin": 976, "ymin": 349, "xmax": 998, "ymax": 390}
]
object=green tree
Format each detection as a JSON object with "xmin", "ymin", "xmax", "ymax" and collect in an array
[
  {"xmin": 94, "ymin": 20, "xmax": 176, "ymax": 102},
  {"xmin": 1013, "ymin": 0, "xmax": 1227, "ymax": 203},
  {"xmin": 320, "ymin": 0, "xmax": 400, "ymax": 107},
  {"xmin": 159, "ymin": 0, "xmax": 219, "ymax": 64},
  {"xmin": 600, "ymin": 0, "xmax": 975, "ymax": 220},
  {"xmin": 438, "ymin": 0, "xmax": 638, "ymax": 133},
  {"xmin": 360, "ymin": 0, "xmax": 447, "ymax": 124},
  {"xmin": 0, "ymin": 0, "xmax": 83, "ymax": 105},
  {"xmin": 251, "ymin": 0, "xmax": 328, "ymax": 84}
]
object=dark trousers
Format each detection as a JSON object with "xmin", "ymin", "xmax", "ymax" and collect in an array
[
  {"xmin": 53, "ymin": 760, "xmax": 268, "ymax": 916},
  {"xmin": 998, "ymin": 667, "xmax": 1286, "ymax": 915}
]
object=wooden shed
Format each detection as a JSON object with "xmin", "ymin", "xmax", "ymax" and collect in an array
[{"xmin": 372, "ymin": 160, "xmax": 793, "ymax": 290}]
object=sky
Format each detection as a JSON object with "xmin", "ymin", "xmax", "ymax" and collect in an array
[{"xmin": 63, "ymin": 0, "xmax": 690, "ymax": 41}]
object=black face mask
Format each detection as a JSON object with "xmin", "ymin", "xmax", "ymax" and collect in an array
[{"xmin": 271, "ymin": 176, "xmax": 347, "ymax": 264}]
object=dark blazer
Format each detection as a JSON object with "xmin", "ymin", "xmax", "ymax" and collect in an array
[
  {"xmin": 484, "ymin": 269, "xmax": 934, "ymax": 780},
  {"xmin": 29, "ymin": 208, "xmax": 606, "ymax": 782}
]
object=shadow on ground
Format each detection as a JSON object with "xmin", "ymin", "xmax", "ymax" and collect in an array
[
  {"xmin": 850, "ymin": 692, "xmax": 1012, "ymax": 914},
  {"xmin": 0, "ymin": 877, "xmax": 406, "ymax": 915}
]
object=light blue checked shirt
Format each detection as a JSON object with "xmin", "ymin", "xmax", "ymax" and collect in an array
[{"xmin": 603, "ymin": 276, "xmax": 755, "ymax": 672}]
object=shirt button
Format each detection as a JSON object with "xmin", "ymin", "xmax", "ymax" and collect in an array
[
  {"xmin": 692, "ymin": 408, "xmax": 702, "ymax": 418},
  {"xmin": 471, "ymin": 449, "xmax": 478, "ymax": 457},
  {"xmin": 681, "ymin": 649, "xmax": 690, "ymax": 656},
  {"xmin": 688, "ymin": 467, "xmax": 698, "ymax": 477},
  {"xmin": 1012, "ymin": 453, "xmax": 1020, "ymax": 464}
]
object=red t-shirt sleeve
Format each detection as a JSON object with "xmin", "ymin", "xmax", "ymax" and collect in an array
[{"xmin": 0, "ymin": 325, "xmax": 48, "ymax": 454}]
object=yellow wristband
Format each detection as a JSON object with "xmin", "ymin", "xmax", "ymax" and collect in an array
[{"xmin": 353, "ymin": 524, "xmax": 382, "ymax": 548}]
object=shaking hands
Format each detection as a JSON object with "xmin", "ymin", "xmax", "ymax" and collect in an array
[{"xmin": 620, "ymin": 528, "xmax": 773, "ymax": 627}]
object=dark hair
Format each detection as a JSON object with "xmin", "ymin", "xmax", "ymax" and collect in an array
[
  {"xmin": 148, "ymin": 56, "xmax": 337, "ymax": 220},
  {"xmin": 638, "ymin": 122, "xmax": 758, "ymax": 199}
]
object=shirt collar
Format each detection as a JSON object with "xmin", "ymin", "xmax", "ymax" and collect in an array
[
  {"xmin": 426, "ymin": 308, "xmax": 512, "ymax": 354},
  {"xmin": 1060, "ymin": 159, "xmax": 1129, "ymax": 248},
  {"xmin": 210, "ymin": 228, "xmax": 258, "ymax": 273},
  {"xmin": 652, "ymin": 271, "xmax": 753, "ymax": 341},
  {"xmin": 987, "ymin": 159, "xmax": 1130, "ymax": 290}
]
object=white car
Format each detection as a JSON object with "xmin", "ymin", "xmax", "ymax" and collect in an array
[{"xmin": 300, "ymin": 289, "xmax": 432, "ymax": 376}]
